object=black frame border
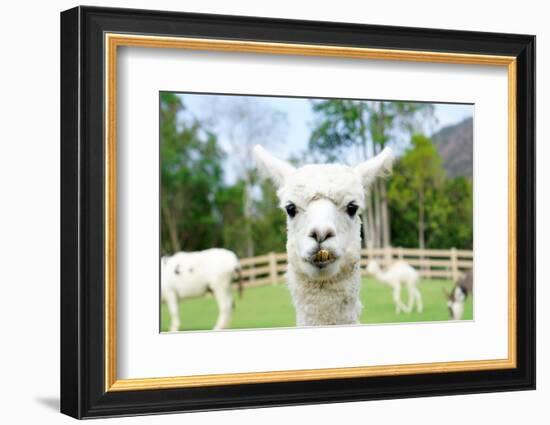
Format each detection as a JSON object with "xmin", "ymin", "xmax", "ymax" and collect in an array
[{"xmin": 60, "ymin": 5, "xmax": 535, "ymax": 419}]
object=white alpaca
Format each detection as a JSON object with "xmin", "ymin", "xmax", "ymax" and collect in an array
[
  {"xmin": 253, "ymin": 145, "xmax": 393, "ymax": 326},
  {"xmin": 366, "ymin": 260, "xmax": 423, "ymax": 314},
  {"xmin": 161, "ymin": 248, "xmax": 242, "ymax": 331}
]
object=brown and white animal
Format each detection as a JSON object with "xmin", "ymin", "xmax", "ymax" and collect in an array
[
  {"xmin": 366, "ymin": 259, "xmax": 423, "ymax": 314},
  {"xmin": 161, "ymin": 248, "xmax": 242, "ymax": 331},
  {"xmin": 253, "ymin": 144, "xmax": 393, "ymax": 326},
  {"xmin": 446, "ymin": 270, "xmax": 473, "ymax": 320}
]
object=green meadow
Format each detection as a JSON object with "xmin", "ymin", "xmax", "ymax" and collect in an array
[{"xmin": 160, "ymin": 278, "xmax": 473, "ymax": 332}]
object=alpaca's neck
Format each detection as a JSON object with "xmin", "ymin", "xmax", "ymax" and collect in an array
[
  {"xmin": 372, "ymin": 266, "xmax": 386, "ymax": 282},
  {"xmin": 286, "ymin": 261, "xmax": 362, "ymax": 327}
]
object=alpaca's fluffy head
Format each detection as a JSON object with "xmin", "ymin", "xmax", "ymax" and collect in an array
[
  {"xmin": 253, "ymin": 145, "xmax": 393, "ymax": 282},
  {"xmin": 366, "ymin": 259, "xmax": 381, "ymax": 276}
]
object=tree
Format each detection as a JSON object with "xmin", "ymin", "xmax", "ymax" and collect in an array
[
  {"xmin": 395, "ymin": 134, "xmax": 445, "ymax": 249},
  {"xmin": 215, "ymin": 181, "xmax": 247, "ymax": 256},
  {"xmin": 427, "ymin": 177, "xmax": 473, "ymax": 249},
  {"xmin": 251, "ymin": 177, "xmax": 287, "ymax": 255},
  {"xmin": 160, "ymin": 93, "xmax": 182, "ymax": 252},
  {"xmin": 387, "ymin": 134, "xmax": 472, "ymax": 250},
  {"xmin": 309, "ymin": 100, "xmax": 376, "ymax": 247},
  {"xmin": 160, "ymin": 93, "xmax": 226, "ymax": 254},
  {"xmin": 309, "ymin": 100, "xmax": 434, "ymax": 248},
  {"xmin": 367, "ymin": 102, "xmax": 435, "ymax": 248},
  {"xmin": 208, "ymin": 98, "xmax": 287, "ymax": 257}
]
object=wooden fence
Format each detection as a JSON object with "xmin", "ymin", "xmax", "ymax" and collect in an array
[{"xmin": 237, "ymin": 247, "xmax": 473, "ymax": 288}]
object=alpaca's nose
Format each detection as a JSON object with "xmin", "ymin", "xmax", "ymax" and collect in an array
[{"xmin": 308, "ymin": 226, "xmax": 336, "ymax": 243}]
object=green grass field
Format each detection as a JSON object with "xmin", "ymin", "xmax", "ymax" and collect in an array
[{"xmin": 160, "ymin": 278, "xmax": 473, "ymax": 332}]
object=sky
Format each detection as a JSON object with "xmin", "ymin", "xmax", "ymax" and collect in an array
[{"xmin": 176, "ymin": 93, "xmax": 473, "ymax": 184}]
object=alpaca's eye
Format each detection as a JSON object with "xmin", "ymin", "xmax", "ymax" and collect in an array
[
  {"xmin": 346, "ymin": 202, "xmax": 358, "ymax": 217},
  {"xmin": 285, "ymin": 203, "xmax": 297, "ymax": 218}
]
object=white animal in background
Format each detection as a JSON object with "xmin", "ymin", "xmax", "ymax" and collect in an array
[
  {"xmin": 161, "ymin": 248, "xmax": 242, "ymax": 331},
  {"xmin": 366, "ymin": 260, "xmax": 423, "ymax": 314},
  {"xmin": 445, "ymin": 270, "xmax": 473, "ymax": 320},
  {"xmin": 253, "ymin": 144, "xmax": 393, "ymax": 326}
]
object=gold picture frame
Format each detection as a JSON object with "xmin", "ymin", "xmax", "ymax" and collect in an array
[{"xmin": 104, "ymin": 33, "xmax": 517, "ymax": 392}]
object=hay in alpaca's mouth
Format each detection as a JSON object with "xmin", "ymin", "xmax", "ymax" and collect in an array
[{"xmin": 309, "ymin": 249, "xmax": 337, "ymax": 269}]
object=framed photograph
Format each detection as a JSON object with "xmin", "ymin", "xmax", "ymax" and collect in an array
[{"xmin": 60, "ymin": 6, "xmax": 535, "ymax": 419}]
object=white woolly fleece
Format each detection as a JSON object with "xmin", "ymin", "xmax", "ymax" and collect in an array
[{"xmin": 287, "ymin": 255, "xmax": 363, "ymax": 326}]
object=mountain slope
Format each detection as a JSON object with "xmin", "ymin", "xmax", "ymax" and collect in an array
[{"xmin": 432, "ymin": 117, "xmax": 473, "ymax": 178}]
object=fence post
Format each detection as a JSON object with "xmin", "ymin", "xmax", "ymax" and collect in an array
[
  {"xmin": 419, "ymin": 249, "xmax": 427, "ymax": 279},
  {"xmin": 450, "ymin": 247, "xmax": 459, "ymax": 282},
  {"xmin": 268, "ymin": 252, "xmax": 278, "ymax": 285},
  {"xmin": 251, "ymin": 255, "xmax": 260, "ymax": 286},
  {"xmin": 368, "ymin": 246, "xmax": 375, "ymax": 271},
  {"xmin": 384, "ymin": 245, "xmax": 392, "ymax": 267}
]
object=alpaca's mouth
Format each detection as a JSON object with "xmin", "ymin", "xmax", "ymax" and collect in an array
[{"xmin": 309, "ymin": 249, "xmax": 337, "ymax": 269}]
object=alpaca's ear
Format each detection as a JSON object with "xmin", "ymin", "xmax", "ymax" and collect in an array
[
  {"xmin": 354, "ymin": 147, "xmax": 394, "ymax": 189},
  {"xmin": 253, "ymin": 145, "xmax": 295, "ymax": 188}
]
